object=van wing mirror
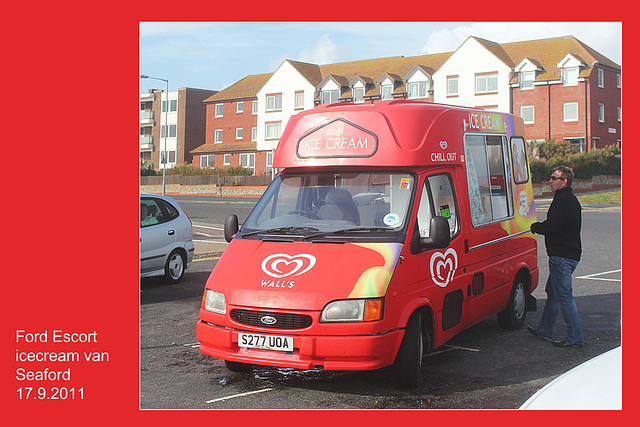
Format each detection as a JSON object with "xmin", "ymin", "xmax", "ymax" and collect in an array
[
  {"xmin": 421, "ymin": 216, "xmax": 451, "ymax": 250},
  {"xmin": 224, "ymin": 214, "xmax": 239, "ymax": 243}
]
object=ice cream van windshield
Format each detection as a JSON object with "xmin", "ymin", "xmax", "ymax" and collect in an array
[{"xmin": 241, "ymin": 171, "xmax": 415, "ymax": 240}]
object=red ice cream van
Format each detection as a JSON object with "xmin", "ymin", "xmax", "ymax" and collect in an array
[{"xmin": 197, "ymin": 100, "xmax": 538, "ymax": 387}]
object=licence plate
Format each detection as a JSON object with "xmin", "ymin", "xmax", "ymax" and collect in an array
[{"xmin": 238, "ymin": 333, "xmax": 293, "ymax": 352}]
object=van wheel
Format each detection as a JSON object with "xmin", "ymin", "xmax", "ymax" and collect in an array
[
  {"xmin": 392, "ymin": 311, "xmax": 426, "ymax": 389},
  {"xmin": 164, "ymin": 250, "xmax": 185, "ymax": 284},
  {"xmin": 497, "ymin": 275, "xmax": 527, "ymax": 330},
  {"xmin": 224, "ymin": 360, "xmax": 253, "ymax": 373}
]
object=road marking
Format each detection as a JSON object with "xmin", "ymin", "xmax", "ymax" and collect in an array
[
  {"xmin": 194, "ymin": 224, "xmax": 224, "ymax": 230},
  {"xmin": 206, "ymin": 388, "xmax": 274, "ymax": 404},
  {"xmin": 183, "ymin": 342, "xmax": 200, "ymax": 348},
  {"xmin": 576, "ymin": 269, "xmax": 622, "ymax": 282},
  {"xmin": 193, "ymin": 239, "xmax": 227, "ymax": 243},
  {"xmin": 194, "ymin": 256, "xmax": 221, "ymax": 262}
]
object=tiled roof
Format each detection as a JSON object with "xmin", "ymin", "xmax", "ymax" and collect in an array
[
  {"xmin": 190, "ymin": 141, "xmax": 257, "ymax": 154},
  {"xmin": 203, "ymin": 73, "xmax": 272, "ymax": 103},
  {"xmin": 204, "ymin": 35, "xmax": 618, "ymax": 102},
  {"xmin": 502, "ymin": 35, "xmax": 620, "ymax": 83}
]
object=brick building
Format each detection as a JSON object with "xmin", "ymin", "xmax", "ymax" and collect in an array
[
  {"xmin": 191, "ymin": 35, "xmax": 620, "ymax": 175},
  {"xmin": 139, "ymin": 87, "xmax": 217, "ymax": 170}
]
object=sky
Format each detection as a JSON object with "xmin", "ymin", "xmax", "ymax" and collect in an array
[{"xmin": 139, "ymin": 22, "xmax": 622, "ymax": 93}]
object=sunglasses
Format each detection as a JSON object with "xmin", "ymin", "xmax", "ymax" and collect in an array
[{"xmin": 550, "ymin": 176, "xmax": 565, "ymax": 181}]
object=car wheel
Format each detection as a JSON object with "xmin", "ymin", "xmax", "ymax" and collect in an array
[
  {"xmin": 164, "ymin": 250, "xmax": 185, "ymax": 284},
  {"xmin": 225, "ymin": 360, "xmax": 253, "ymax": 373},
  {"xmin": 392, "ymin": 311, "xmax": 426, "ymax": 389},
  {"xmin": 497, "ymin": 275, "xmax": 527, "ymax": 330}
]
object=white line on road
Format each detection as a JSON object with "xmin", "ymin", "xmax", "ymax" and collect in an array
[
  {"xmin": 193, "ymin": 224, "xmax": 224, "ymax": 230},
  {"xmin": 206, "ymin": 388, "xmax": 274, "ymax": 404},
  {"xmin": 576, "ymin": 269, "xmax": 622, "ymax": 282},
  {"xmin": 426, "ymin": 344, "xmax": 480, "ymax": 358}
]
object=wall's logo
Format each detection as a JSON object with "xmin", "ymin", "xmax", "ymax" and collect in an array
[
  {"xmin": 439, "ymin": 140, "xmax": 448, "ymax": 150},
  {"xmin": 430, "ymin": 248, "xmax": 458, "ymax": 288},
  {"xmin": 261, "ymin": 253, "xmax": 317, "ymax": 278}
]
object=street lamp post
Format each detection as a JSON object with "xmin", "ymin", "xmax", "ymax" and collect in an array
[{"xmin": 140, "ymin": 74, "xmax": 169, "ymax": 196}]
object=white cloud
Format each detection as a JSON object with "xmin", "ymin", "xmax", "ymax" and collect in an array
[{"xmin": 296, "ymin": 34, "xmax": 344, "ymax": 64}]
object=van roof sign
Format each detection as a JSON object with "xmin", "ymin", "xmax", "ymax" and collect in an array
[{"xmin": 296, "ymin": 117, "xmax": 378, "ymax": 159}]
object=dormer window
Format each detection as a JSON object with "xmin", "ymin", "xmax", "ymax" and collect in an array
[
  {"xmin": 353, "ymin": 87, "xmax": 365, "ymax": 103},
  {"xmin": 408, "ymin": 81, "xmax": 428, "ymax": 99},
  {"xmin": 557, "ymin": 54, "xmax": 584, "ymax": 87},
  {"xmin": 520, "ymin": 71, "xmax": 535, "ymax": 90},
  {"xmin": 562, "ymin": 67, "xmax": 578, "ymax": 86},
  {"xmin": 321, "ymin": 89, "xmax": 339, "ymax": 104},
  {"xmin": 381, "ymin": 85, "xmax": 393, "ymax": 100}
]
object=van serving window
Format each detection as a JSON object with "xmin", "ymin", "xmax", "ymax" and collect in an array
[{"xmin": 464, "ymin": 134, "xmax": 514, "ymax": 226}]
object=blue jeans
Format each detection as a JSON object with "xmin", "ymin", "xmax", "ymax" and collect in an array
[{"xmin": 536, "ymin": 256, "xmax": 584, "ymax": 345}]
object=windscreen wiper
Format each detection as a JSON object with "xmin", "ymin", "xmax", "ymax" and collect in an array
[
  {"xmin": 241, "ymin": 226, "xmax": 320, "ymax": 237},
  {"xmin": 302, "ymin": 227, "xmax": 392, "ymax": 240}
]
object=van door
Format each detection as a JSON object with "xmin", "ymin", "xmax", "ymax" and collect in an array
[{"xmin": 413, "ymin": 171, "xmax": 470, "ymax": 339}]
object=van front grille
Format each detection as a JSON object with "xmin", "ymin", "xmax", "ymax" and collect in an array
[{"xmin": 230, "ymin": 309, "xmax": 312, "ymax": 330}]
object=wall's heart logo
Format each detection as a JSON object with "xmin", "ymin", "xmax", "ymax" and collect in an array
[
  {"xmin": 430, "ymin": 248, "xmax": 458, "ymax": 288},
  {"xmin": 261, "ymin": 253, "xmax": 317, "ymax": 278}
]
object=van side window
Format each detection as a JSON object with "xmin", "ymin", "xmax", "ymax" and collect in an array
[
  {"xmin": 511, "ymin": 137, "xmax": 529, "ymax": 184},
  {"xmin": 464, "ymin": 134, "xmax": 514, "ymax": 226},
  {"xmin": 416, "ymin": 174, "xmax": 460, "ymax": 239}
]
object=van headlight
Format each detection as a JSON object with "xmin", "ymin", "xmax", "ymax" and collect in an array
[
  {"xmin": 203, "ymin": 290, "xmax": 226, "ymax": 314},
  {"xmin": 320, "ymin": 299, "xmax": 383, "ymax": 322}
]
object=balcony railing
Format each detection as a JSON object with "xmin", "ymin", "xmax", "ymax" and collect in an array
[
  {"xmin": 140, "ymin": 134, "xmax": 153, "ymax": 150},
  {"xmin": 140, "ymin": 110, "xmax": 154, "ymax": 126}
]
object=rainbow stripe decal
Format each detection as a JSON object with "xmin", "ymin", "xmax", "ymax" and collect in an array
[{"xmin": 348, "ymin": 243, "xmax": 403, "ymax": 298}]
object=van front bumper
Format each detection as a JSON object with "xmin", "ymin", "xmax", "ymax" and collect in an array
[{"xmin": 196, "ymin": 320, "xmax": 404, "ymax": 371}]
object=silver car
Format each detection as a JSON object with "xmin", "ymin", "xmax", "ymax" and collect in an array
[{"xmin": 140, "ymin": 194, "xmax": 194, "ymax": 283}]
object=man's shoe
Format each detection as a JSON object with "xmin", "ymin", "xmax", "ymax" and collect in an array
[
  {"xmin": 551, "ymin": 339, "xmax": 584, "ymax": 348},
  {"xmin": 527, "ymin": 325, "xmax": 551, "ymax": 341}
]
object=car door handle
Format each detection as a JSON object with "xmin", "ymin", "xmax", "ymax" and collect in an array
[{"xmin": 168, "ymin": 230, "xmax": 175, "ymax": 236}]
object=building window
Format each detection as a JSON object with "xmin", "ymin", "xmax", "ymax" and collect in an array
[
  {"xmin": 408, "ymin": 81, "xmax": 428, "ymax": 99},
  {"xmin": 447, "ymin": 76, "xmax": 459, "ymax": 97},
  {"xmin": 252, "ymin": 100, "xmax": 258, "ymax": 114},
  {"xmin": 236, "ymin": 101, "xmax": 243, "ymax": 113},
  {"xmin": 295, "ymin": 91, "xmax": 304, "ymax": 109},
  {"xmin": 618, "ymin": 107, "xmax": 622, "ymax": 122},
  {"xmin": 353, "ymin": 87, "xmax": 364, "ymax": 103},
  {"xmin": 562, "ymin": 68, "xmax": 578, "ymax": 86},
  {"xmin": 266, "ymin": 94, "xmax": 282, "ymax": 111},
  {"xmin": 170, "ymin": 99, "xmax": 177, "ymax": 112},
  {"xmin": 520, "ymin": 71, "xmax": 534, "ymax": 90},
  {"xmin": 321, "ymin": 89, "xmax": 339, "ymax": 104},
  {"xmin": 236, "ymin": 128, "xmax": 243, "ymax": 140},
  {"xmin": 266, "ymin": 122, "xmax": 282, "ymax": 140},
  {"xmin": 380, "ymin": 85, "xmax": 393, "ymax": 100},
  {"xmin": 563, "ymin": 103, "xmax": 579, "ymax": 122},
  {"xmin": 214, "ymin": 129, "xmax": 223, "ymax": 143},
  {"xmin": 223, "ymin": 154, "xmax": 231, "ymax": 166},
  {"xmin": 617, "ymin": 74, "xmax": 621, "ymax": 88},
  {"xmin": 215, "ymin": 103, "xmax": 223, "ymax": 117},
  {"xmin": 476, "ymin": 73, "xmax": 498, "ymax": 94},
  {"xmin": 239, "ymin": 153, "xmax": 255, "ymax": 172},
  {"xmin": 592, "ymin": 137, "xmax": 600, "ymax": 150},
  {"xmin": 266, "ymin": 152, "xmax": 273, "ymax": 172},
  {"xmin": 252, "ymin": 127, "xmax": 258, "ymax": 141},
  {"xmin": 160, "ymin": 150, "xmax": 176, "ymax": 165},
  {"xmin": 160, "ymin": 124, "xmax": 176, "ymax": 138},
  {"xmin": 520, "ymin": 106, "xmax": 534, "ymax": 124},
  {"xmin": 599, "ymin": 104, "xmax": 605, "ymax": 122},
  {"xmin": 598, "ymin": 69, "xmax": 604, "ymax": 88},
  {"xmin": 200, "ymin": 155, "xmax": 215, "ymax": 168}
]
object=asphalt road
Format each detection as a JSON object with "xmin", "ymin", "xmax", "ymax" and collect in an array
[{"xmin": 140, "ymin": 198, "xmax": 621, "ymax": 409}]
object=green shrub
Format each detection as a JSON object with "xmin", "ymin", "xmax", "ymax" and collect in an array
[{"xmin": 528, "ymin": 141, "xmax": 621, "ymax": 183}]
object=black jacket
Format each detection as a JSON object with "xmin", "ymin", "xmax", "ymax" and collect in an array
[{"xmin": 530, "ymin": 187, "xmax": 582, "ymax": 261}]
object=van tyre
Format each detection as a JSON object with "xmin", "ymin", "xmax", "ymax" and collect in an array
[
  {"xmin": 225, "ymin": 360, "xmax": 253, "ymax": 373},
  {"xmin": 164, "ymin": 250, "xmax": 185, "ymax": 284},
  {"xmin": 392, "ymin": 311, "xmax": 428, "ymax": 389},
  {"xmin": 497, "ymin": 275, "xmax": 527, "ymax": 330}
]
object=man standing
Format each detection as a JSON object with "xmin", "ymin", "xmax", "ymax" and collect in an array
[{"xmin": 527, "ymin": 166, "xmax": 584, "ymax": 348}]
